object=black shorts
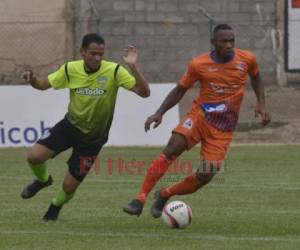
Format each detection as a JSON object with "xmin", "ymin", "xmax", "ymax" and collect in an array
[{"xmin": 37, "ymin": 116, "xmax": 107, "ymax": 182}]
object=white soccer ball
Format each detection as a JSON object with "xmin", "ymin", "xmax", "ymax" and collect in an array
[{"xmin": 161, "ymin": 201, "xmax": 192, "ymax": 229}]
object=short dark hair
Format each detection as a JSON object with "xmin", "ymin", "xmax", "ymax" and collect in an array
[
  {"xmin": 81, "ymin": 33, "xmax": 105, "ymax": 49},
  {"xmin": 213, "ymin": 24, "xmax": 233, "ymax": 36}
]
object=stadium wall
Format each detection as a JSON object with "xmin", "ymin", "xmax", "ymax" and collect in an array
[
  {"xmin": 0, "ymin": 0, "xmax": 73, "ymax": 84},
  {"xmin": 0, "ymin": 0, "xmax": 300, "ymax": 85},
  {"xmin": 74, "ymin": 0, "xmax": 300, "ymax": 86}
]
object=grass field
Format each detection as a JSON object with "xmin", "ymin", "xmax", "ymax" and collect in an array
[{"xmin": 0, "ymin": 145, "xmax": 300, "ymax": 250}]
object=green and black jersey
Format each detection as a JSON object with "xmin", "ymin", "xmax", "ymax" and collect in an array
[{"xmin": 48, "ymin": 60, "xmax": 136, "ymax": 137}]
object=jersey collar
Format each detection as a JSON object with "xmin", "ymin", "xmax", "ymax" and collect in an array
[
  {"xmin": 83, "ymin": 63, "xmax": 101, "ymax": 74},
  {"xmin": 210, "ymin": 50, "xmax": 235, "ymax": 64}
]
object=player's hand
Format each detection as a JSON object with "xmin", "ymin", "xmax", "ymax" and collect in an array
[
  {"xmin": 123, "ymin": 45, "xmax": 138, "ymax": 66},
  {"xmin": 145, "ymin": 113, "xmax": 163, "ymax": 132},
  {"xmin": 22, "ymin": 70, "xmax": 34, "ymax": 83},
  {"xmin": 255, "ymin": 103, "xmax": 271, "ymax": 126}
]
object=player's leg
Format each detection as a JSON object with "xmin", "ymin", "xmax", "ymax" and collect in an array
[
  {"xmin": 150, "ymin": 161, "xmax": 218, "ymax": 218},
  {"xmin": 123, "ymin": 133, "xmax": 187, "ymax": 216},
  {"xmin": 21, "ymin": 143, "xmax": 55, "ymax": 199},
  {"xmin": 43, "ymin": 170, "xmax": 80, "ymax": 221},
  {"xmin": 151, "ymin": 121, "xmax": 232, "ymax": 218},
  {"xmin": 123, "ymin": 113, "xmax": 199, "ymax": 216},
  {"xmin": 27, "ymin": 143, "xmax": 55, "ymax": 180},
  {"xmin": 21, "ymin": 117, "xmax": 72, "ymax": 199},
  {"xmin": 43, "ymin": 137, "xmax": 103, "ymax": 221},
  {"xmin": 139, "ymin": 132, "xmax": 188, "ymax": 202}
]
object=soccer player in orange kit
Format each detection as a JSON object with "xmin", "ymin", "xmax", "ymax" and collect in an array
[{"xmin": 123, "ymin": 24, "xmax": 271, "ymax": 218}]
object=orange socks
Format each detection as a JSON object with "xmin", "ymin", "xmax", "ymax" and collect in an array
[
  {"xmin": 137, "ymin": 154, "xmax": 173, "ymax": 203},
  {"xmin": 160, "ymin": 173, "xmax": 201, "ymax": 199}
]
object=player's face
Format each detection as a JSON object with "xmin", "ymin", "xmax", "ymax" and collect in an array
[
  {"xmin": 81, "ymin": 42, "xmax": 105, "ymax": 71},
  {"xmin": 212, "ymin": 30, "xmax": 235, "ymax": 58}
]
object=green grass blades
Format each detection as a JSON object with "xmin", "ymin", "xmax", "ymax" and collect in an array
[{"xmin": 0, "ymin": 145, "xmax": 300, "ymax": 250}]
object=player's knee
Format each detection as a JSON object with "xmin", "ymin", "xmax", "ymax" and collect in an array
[
  {"xmin": 196, "ymin": 159, "xmax": 223, "ymax": 185},
  {"xmin": 63, "ymin": 182, "xmax": 77, "ymax": 194},
  {"xmin": 63, "ymin": 173, "xmax": 81, "ymax": 194},
  {"xmin": 163, "ymin": 135, "xmax": 187, "ymax": 158},
  {"xmin": 196, "ymin": 172, "xmax": 215, "ymax": 185},
  {"xmin": 163, "ymin": 145, "xmax": 177, "ymax": 159},
  {"xmin": 27, "ymin": 151, "xmax": 45, "ymax": 165}
]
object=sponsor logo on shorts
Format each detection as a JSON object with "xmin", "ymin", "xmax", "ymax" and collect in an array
[
  {"xmin": 183, "ymin": 118, "xmax": 193, "ymax": 129},
  {"xmin": 75, "ymin": 88, "xmax": 106, "ymax": 96}
]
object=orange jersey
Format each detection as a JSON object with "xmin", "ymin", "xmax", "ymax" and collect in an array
[{"xmin": 179, "ymin": 48, "xmax": 259, "ymax": 132}]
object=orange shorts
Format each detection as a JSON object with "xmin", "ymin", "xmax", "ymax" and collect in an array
[{"xmin": 173, "ymin": 110, "xmax": 233, "ymax": 161}]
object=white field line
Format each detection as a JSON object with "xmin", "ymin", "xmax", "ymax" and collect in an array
[{"xmin": 0, "ymin": 230, "xmax": 299, "ymax": 243}]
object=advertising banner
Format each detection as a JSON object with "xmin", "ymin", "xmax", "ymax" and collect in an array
[{"xmin": 0, "ymin": 84, "xmax": 179, "ymax": 147}]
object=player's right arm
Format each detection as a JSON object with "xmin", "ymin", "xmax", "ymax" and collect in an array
[
  {"xmin": 145, "ymin": 58, "xmax": 198, "ymax": 132},
  {"xmin": 144, "ymin": 85, "xmax": 188, "ymax": 132},
  {"xmin": 23, "ymin": 70, "xmax": 51, "ymax": 90}
]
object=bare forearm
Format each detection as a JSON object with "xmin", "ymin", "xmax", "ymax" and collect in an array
[
  {"xmin": 156, "ymin": 85, "xmax": 187, "ymax": 116},
  {"xmin": 30, "ymin": 77, "xmax": 50, "ymax": 90},
  {"xmin": 251, "ymin": 74, "xmax": 265, "ymax": 105},
  {"xmin": 23, "ymin": 70, "xmax": 50, "ymax": 90},
  {"xmin": 128, "ymin": 64, "xmax": 150, "ymax": 97}
]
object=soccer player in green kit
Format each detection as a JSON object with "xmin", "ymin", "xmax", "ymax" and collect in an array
[{"xmin": 21, "ymin": 33, "xmax": 150, "ymax": 221}]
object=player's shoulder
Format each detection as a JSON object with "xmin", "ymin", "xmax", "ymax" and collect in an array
[
  {"xmin": 67, "ymin": 59, "xmax": 83, "ymax": 67},
  {"xmin": 235, "ymin": 48, "xmax": 256, "ymax": 61},
  {"xmin": 101, "ymin": 60, "xmax": 119, "ymax": 69},
  {"xmin": 190, "ymin": 52, "xmax": 211, "ymax": 66},
  {"xmin": 97, "ymin": 60, "xmax": 121, "ymax": 76},
  {"xmin": 65, "ymin": 59, "xmax": 84, "ymax": 72}
]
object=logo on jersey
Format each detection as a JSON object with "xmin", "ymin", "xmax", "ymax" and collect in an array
[
  {"xmin": 208, "ymin": 67, "xmax": 219, "ymax": 72},
  {"xmin": 183, "ymin": 118, "xmax": 193, "ymax": 129},
  {"xmin": 75, "ymin": 88, "xmax": 106, "ymax": 96},
  {"xmin": 97, "ymin": 76, "xmax": 107, "ymax": 88},
  {"xmin": 210, "ymin": 82, "xmax": 224, "ymax": 93},
  {"xmin": 235, "ymin": 61, "xmax": 246, "ymax": 71}
]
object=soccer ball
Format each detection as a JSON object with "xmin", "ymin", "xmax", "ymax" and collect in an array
[{"xmin": 161, "ymin": 201, "xmax": 192, "ymax": 229}]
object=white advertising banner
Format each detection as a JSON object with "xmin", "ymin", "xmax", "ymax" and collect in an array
[
  {"xmin": 0, "ymin": 84, "xmax": 179, "ymax": 147},
  {"xmin": 287, "ymin": 0, "xmax": 300, "ymax": 70}
]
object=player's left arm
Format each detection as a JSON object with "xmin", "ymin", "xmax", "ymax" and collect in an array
[
  {"xmin": 122, "ymin": 45, "xmax": 150, "ymax": 98},
  {"xmin": 23, "ymin": 70, "xmax": 51, "ymax": 90},
  {"xmin": 250, "ymin": 73, "xmax": 271, "ymax": 126}
]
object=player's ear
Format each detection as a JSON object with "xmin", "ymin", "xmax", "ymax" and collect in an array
[
  {"xmin": 210, "ymin": 37, "xmax": 215, "ymax": 47},
  {"xmin": 80, "ymin": 48, "xmax": 85, "ymax": 57}
]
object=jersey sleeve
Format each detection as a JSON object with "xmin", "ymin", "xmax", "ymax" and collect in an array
[
  {"xmin": 247, "ymin": 52, "xmax": 259, "ymax": 77},
  {"xmin": 116, "ymin": 65, "xmax": 136, "ymax": 90},
  {"xmin": 48, "ymin": 64, "xmax": 69, "ymax": 89},
  {"xmin": 179, "ymin": 59, "xmax": 198, "ymax": 89}
]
